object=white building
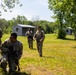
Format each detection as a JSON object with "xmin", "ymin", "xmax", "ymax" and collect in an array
[{"xmin": 13, "ymin": 24, "xmax": 35, "ymax": 36}]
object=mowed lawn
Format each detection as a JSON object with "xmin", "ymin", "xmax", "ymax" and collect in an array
[{"xmin": 1, "ymin": 34, "xmax": 76, "ymax": 75}]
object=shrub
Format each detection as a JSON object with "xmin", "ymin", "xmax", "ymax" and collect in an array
[{"xmin": 57, "ymin": 28, "xmax": 66, "ymax": 39}]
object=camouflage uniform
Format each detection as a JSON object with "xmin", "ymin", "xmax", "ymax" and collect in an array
[
  {"xmin": 34, "ymin": 30, "xmax": 45, "ymax": 57},
  {"xmin": 0, "ymin": 38, "xmax": 23, "ymax": 72},
  {"xmin": 26, "ymin": 30, "xmax": 33, "ymax": 49},
  {"xmin": 0, "ymin": 29, "xmax": 2, "ymax": 45}
]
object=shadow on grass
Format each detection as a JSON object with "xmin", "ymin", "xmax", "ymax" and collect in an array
[
  {"xmin": 33, "ymin": 48, "xmax": 37, "ymax": 50},
  {"xmin": 63, "ymin": 38, "xmax": 75, "ymax": 41},
  {"xmin": 2, "ymin": 71, "xmax": 31, "ymax": 75},
  {"xmin": 43, "ymin": 56, "xmax": 55, "ymax": 59},
  {"xmin": 31, "ymin": 48, "xmax": 36, "ymax": 50},
  {"xmin": 72, "ymin": 46, "xmax": 76, "ymax": 48},
  {"xmin": 57, "ymin": 38, "xmax": 75, "ymax": 41}
]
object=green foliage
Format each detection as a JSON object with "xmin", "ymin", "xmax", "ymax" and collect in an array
[
  {"xmin": 33, "ymin": 20, "xmax": 55, "ymax": 33},
  {"xmin": 48, "ymin": 0, "xmax": 76, "ymax": 35},
  {"xmin": 48, "ymin": 0, "xmax": 66, "ymax": 37},
  {"xmin": 0, "ymin": 0, "xmax": 22, "ymax": 16},
  {"xmin": 16, "ymin": 15, "xmax": 27, "ymax": 24},
  {"xmin": 25, "ymin": 21, "xmax": 34, "ymax": 25},
  {"xmin": 57, "ymin": 28, "xmax": 66, "ymax": 39},
  {"xmin": 0, "ymin": 16, "xmax": 57, "ymax": 34}
]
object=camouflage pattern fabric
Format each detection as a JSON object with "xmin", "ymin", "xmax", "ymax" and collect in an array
[
  {"xmin": 0, "ymin": 38, "xmax": 2, "ymax": 45},
  {"xmin": 0, "ymin": 38, "xmax": 23, "ymax": 72},
  {"xmin": 0, "ymin": 29, "xmax": 2, "ymax": 45},
  {"xmin": 26, "ymin": 30, "xmax": 33, "ymax": 49},
  {"xmin": 34, "ymin": 30, "xmax": 45, "ymax": 57}
]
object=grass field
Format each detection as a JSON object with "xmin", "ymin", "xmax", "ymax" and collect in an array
[{"xmin": 1, "ymin": 34, "xmax": 76, "ymax": 75}]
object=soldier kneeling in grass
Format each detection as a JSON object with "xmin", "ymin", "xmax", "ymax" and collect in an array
[{"xmin": 0, "ymin": 33, "xmax": 23, "ymax": 73}]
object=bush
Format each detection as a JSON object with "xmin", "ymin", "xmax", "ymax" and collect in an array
[{"xmin": 57, "ymin": 28, "xmax": 66, "ymax": 39}]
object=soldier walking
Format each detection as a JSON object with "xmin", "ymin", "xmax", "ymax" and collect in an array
[
  {"xmin": 33, "ymin": 26, "xmax": 45, "ymax": 57},
  {"xmin": 26, "ymin": 28, "xmax": 33, "ymax": 49}
]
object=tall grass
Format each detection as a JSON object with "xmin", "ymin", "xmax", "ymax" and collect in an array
[{"xmin": 1, "ymin": 34, "xmax": 76, "ymax": 75}]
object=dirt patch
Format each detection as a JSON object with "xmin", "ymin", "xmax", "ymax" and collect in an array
[{"xmin": 22, "ymin": 65, "xmax": 54, "ymax": 75}]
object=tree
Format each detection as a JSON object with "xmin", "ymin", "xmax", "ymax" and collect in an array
[
  {"xmin": 48, "ymin": 0, "xmax": 67, "ymax": 39},
  {"xmin": 33, "ymin": 20, "xmax": 54, "ymax": 34},
  {"xmin": 48, "ymin": 0, "xmax": 76, "ymax": 39},
  {"xmin": 0, "ymin": 18, "xmax": 8, "ymax": 33},
  {"xmin": 0, "ymin": 0, "xmax": 22, "ymax": 32},
  {"xmin": 16, "ymin": 15, "xmax": 27, "ymax": 24},
  {"xmin": 0, "ymin": 0, "xmax": 22, "ymax": 15}
]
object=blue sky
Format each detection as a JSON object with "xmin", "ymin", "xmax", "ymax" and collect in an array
[{"xmin": 0, "ymin": 0, "xmax": 54, "ymax": 22}]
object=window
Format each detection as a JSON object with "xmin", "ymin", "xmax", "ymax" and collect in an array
[
  {"xmin": 16, "ymin": 28, "xmax": 19, "ymax": 31},
  {"xmin": 66, "ymin": 30, "xmax": 68, "ymax": 32}
]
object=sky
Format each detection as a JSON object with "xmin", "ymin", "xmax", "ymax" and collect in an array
[{"xmin": 0, "ymin": 0, "xmax": 54, "ymax": 22}]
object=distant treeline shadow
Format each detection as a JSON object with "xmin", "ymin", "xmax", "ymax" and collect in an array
[{"xmin": 2, "ymin": 71, "xmax": 31, "ymax": 75}]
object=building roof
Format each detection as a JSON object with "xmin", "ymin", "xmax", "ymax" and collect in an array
[
  {"xmin": 66, "ymin": 27, "xmax": 72, "ymax": 29},
  {"xmin": 17, "ymin": 24, "xmax": 35, "ymax": 28}
]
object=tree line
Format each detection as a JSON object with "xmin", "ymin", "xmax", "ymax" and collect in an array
[
  {"xmin": 0, "ymin": 15, "xmax": 57, "ymax": 34},
  {"xmin": 1, "ymin": 0, "xmax": 76, "ymax": 39}
]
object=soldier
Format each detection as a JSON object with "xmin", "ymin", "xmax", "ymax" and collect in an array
[
  {"xmin": 33, "ymin": 26, "xmax": 45, "ymax": 57},
  {"xmin": 0, "ymin": 28, "xmax": 3, "ymax": 45},
  {"xmin": 26, "ymin": 28, "xmax": 33, "ymax": 49},
  {"xmin": 0, "ymin": 33, "xmax": 23, "ymax": 73}
]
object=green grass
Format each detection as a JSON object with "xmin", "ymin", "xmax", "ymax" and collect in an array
[{"xmin": 1, "ymin": 34, "xmax": 76, "ymax": 75}]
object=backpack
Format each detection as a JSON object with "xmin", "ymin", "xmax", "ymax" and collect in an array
[{"xmin": 27, "ymin": 31, "xmax": 33, "ymax": 39}]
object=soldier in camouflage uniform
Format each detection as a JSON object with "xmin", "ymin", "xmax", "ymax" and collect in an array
[
  {"xmin": 26, "ymin": 28, "xmax": 33, "ymax": 49},
  {"xmin": 33, "ymin": 26, "xmax": 45, "ymax": 57},
  {"xmin": 0, "ymin": 28, "xmax": 2, "ymax": 45},
  {"xmin": 0, "ymin": 33, "xmax": 23, "ymax": 73}
]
